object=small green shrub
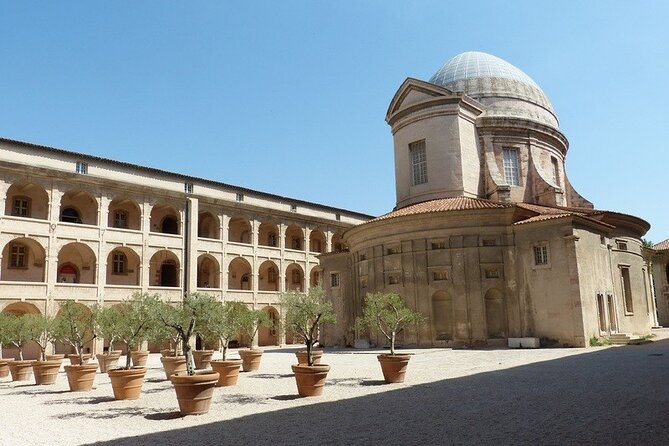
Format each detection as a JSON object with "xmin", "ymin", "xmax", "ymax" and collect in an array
[{"xmin": 589, "ymin": 336, "xmax": 610, "ymax": 347}]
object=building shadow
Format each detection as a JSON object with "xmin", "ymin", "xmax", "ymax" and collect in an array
[{"xmin": 73, "ymin": 339, "xmax": 669, "ymax": 444}]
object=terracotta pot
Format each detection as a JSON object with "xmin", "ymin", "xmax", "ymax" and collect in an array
[
  {"xmin": 160, "ymin": 355, "xmax": 187, "ymax": 380},
  {"xmin": 193, "ymin": 350, "xmax": 214, "ymax": 370},
  {"xmin": 0, "ymin": 358, "xmax": 15, "ymax": 378},
  {"xmin": 96, "ymin": 353, "xmax": 121, "ymax": 373},
  {"xmin": 239, "ymin": 349, "xmax": 263, "ymax": 372},
  {"xmin": 377, "ymin": 354, "xmax": 411, "ymax": 383},
  {"xmin": 65, "ymin": 364, "xmax": 98, "ymax": 391},
  {"xmin": 108, "ymin": 367, "xmax": 147, "ymax": 400},
  {"xmin": 9, "ymin": 360, "xmax": 34, "ymax": 381},
  {"xmin": 32, "ymin": 360, "xmax": 62, "ymax": 385},
  {"xmin": 109, "ymin": 350, "xmax": 123, "ymax": 356},
  {"xmin": 170, "ymin": 370, "xmax": 220, "ymax": 416},
  {"xmin": 295, "ymin": 350, "xmax": 323, "ymax": 365},
  {"xmin": 161, "ymin": 349, "xmax": 176, "ymax": 357},
  {"xmin": 68, "ymin": 353, "xmax": 92, "ymax": 365},
  {"xmin": 130, "ymin": 350, "xmax": 149, "ymax": 367},
  {"xmin": 210, "ymin": 359, "xmax": 242, "ymax": 386},
  {"xmin": 291, "ymin": 364, "xmax": 330, "ymax": 397},
  {"xmin": 45, "ymin": 354, "xmax": 65, "ymax": 361}
]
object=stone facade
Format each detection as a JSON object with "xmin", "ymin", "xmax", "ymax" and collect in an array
[
  {"xmin": 0, "ymin": 137, "xmax": 370, "ymax": 358},
  {"xmin": 321, "ymin": 52, "xmax": 655, "ymax": 348},
  {"xmin": 651, "ymin": 240, "xmax": 669, "ymax": 327}
]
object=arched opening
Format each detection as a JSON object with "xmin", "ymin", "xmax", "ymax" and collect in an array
[
  {"xmin": 106, "ymin": 247, "xmax": 140, "ymax": 286},
  {"xmin": 5, "ymin": 181, "xmax": 49, "ymax": 220},
  {"xmin": 60, "ymin": 190, "xmax": 98, "ymax": 225},
  {"xmin": 484, "ymin": 288, "xmax": 507, "ymax": 339},
  {"xmin": 1, "ymin": 238, "xmax": 47, "ymax": 282},
  {"xmin": 197, "ymin": 254, "xmax": 220, "ymax": 288},
  {"xmin": 258, "ymin": 306, "xmax": 279, "ymax": 346},
  {"xmin": 309, "ymin": 229, "xmax": 326, "ymax": 253},
  {"xmin": 331, "ymin": 233, "xmax": 346, "ymax": 252},
  {"xmin": 285, "ymin": 263, "xmax": 304, "ymax": 292},
  {"xmin": 665, "ymin": 264, "xmax": 669, "ymax": 283},
  {"xmin": 198, "ymin": 211, "xmax": 220, "ymax": 239},
  {"xmin": 149, "ymin": 250, "xmax": 180, "ymax": 287},
  {"xmin": 150, "ymin": 204, "xmax": 180, "ymax": 235},
  {"xmin": 228, "ymin": 257, "xmax": 252, "ymax": 290},
  {"xmin": 228, "ymin": 217, "xmax": 251, "ymax": 244},
  {"xmin": 285, "ymin": 225, "xmax": 304, "ymax": 251},
  {"xmin": 1, "ymin": 302, "xmax": 41, "ymax": 359},
  {"xmin": 432, "ymin": 291, "xmax": 453, "ymax": 341},
  {"xmin": 108, "ymin": 197, "xmax": 141, "ymax": 230},
  {"xmin": 309, "ymin": 267, "xmax": 320, "ymax": 288},
  {"xmin": 57, "ymin": 242, "xmax": 97, "ymax": 284},
  {"xmin": 258, "ymin": 221, "xmax": 279, "ymax": 247},
  {"xmin": 258, "ymin": 260, "xmax": 279, "ymax": 291}
]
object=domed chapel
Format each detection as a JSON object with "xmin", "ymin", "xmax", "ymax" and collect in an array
[{"xmin": 320, "ymin": 52, "xmax": 656, "ymax": 348}]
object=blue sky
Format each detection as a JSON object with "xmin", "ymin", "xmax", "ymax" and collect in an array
[{"xmin": 1, "ymin": 1, "xmax": 667, "ymax": 242}]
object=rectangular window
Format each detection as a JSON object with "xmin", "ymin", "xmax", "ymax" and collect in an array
[
  {"xmin": 433, "ymin": 271, "xmax": 448, "ymax": 281},
  {"xmin": 236, "ymin": 193, "xmax": 244, "ymax": 202},
  {"xmin": 12, "ymin": 198, "xmax": 30, "ymax": 217},
  {"xmin": 616, "ymin": 240, "xmax": 628, "ymax": 251},
  {"xmin": 409, "ymin": 140, "xmax": 428, "ymax": 186},
  {"xmin": 76, "ymin": 161, "xmax": 88, "ymax": 174},
  {"xmin": 485, "ymin": 269, "xmax": 500, "ymax": 279},
  {"xmin": 330, "ymin": 273, "xmax": 340, "ymax": 287},
  {"xmin": 386, "ymin": 247, "xmax": 400, "ymax": 255},
  {"xmin": 290, "ymin": 204, "xmax": 297, "ymax": 212},
  {"xmin": 482, "ymin": 238, "xmax": 496, "ymax": 247},
  {"xmin": 551, "ymin": 157, "xmax": 560, "ymax": 186},
  {"xmin": 620, "ymin": 266, "xmax": 633, "ymax": 314},
  {"xmin": 388, "ymin": 275, "xmax": 400, "ymax": 285},
  {"xmin": 113, "ymin": 210, "xmax": 128, "ymax": 229},
  {"xmin": 184, "ymin": 182, "xmax": 193, "ymax": 194},
  {"xmin": 431, "ymin": 242, "xmax": 446, "ymax": 250},
  {"xmin": 533, "ymin": 244, "xmax": 549, "ymax": 266},
  {"xmin": 335, "ymin": 213, "xmax": 341, "ymax": 221},
  {"xmin": 9, "ymin": 245, "xmax": 27, "ymax": 268},
  {"xmin": 268, "ymin": 268, "xmax": 277, "ymax": 283},
  {"xmin": 502, "ymin": 148, "xmax": 520, "ymax": 186}
]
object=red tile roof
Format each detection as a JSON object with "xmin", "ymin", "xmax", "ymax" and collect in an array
[
  {"xmin": 371, "ymin": 197, "xmax": 510, "ymax": 222},
  {"xmin": 654, "ymin": 239, "xmax": 669, "ymax": 251}
]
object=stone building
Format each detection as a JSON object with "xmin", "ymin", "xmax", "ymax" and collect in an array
[
  {"xmin": 651, "ymin": 239, "xmax": 669, "ymax": 326},
  {"xmin": 320, "ymin": 52, "xmax": 655, "ymax": 348},
  {"xmin": 0, "ymin": 138, "xmax": 370, "ymax": 358}
]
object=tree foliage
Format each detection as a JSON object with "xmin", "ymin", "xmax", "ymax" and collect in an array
[
  {"xmin": 1, "ymin": 313, "xmax": 31, "ymax": 360},
  {"xmin": 23, "ymin": 314, "xmax": 58, "ymax": 361},
  {"xmin": 280, "ymin": 286, "xmax": 335, "ymax": 366},
  {"xmin": 158, "ymin": 293, "xmax": 219, "ymax": 376},
  {"xmin": 208, "ymin": 301, "xmax": 250, "ymax": 360},
  {"xmin": 356, "ymin": 292, "xmax": 425, "ymax": 355},
  {"xmin": 55, "ymin": 300, "xmax": 96, "ymax": 364}
]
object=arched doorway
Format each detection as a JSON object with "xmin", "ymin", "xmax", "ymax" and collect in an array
[
  {"xmin": 228, "ymin": 257, "xmax": 252, "ymax": 290},
  {"xmin": 432, "ymin": 291, "xmax": 453, "ymax": 341},
  {"xmin": 484, "ymin": 289, "xmax": 507, "ymax": 339},
  {"xmin": 149, "ymin": 250, "xmax": 180, "ymax": 287},
  {"xmin": 57, "ymin": 242, "xmax": 97, "ymax": 284},
  {"xmin": 258, "ymin": 306, "xmax": 279, "ymax": 346},
  {"xmin": 197, "ymin": 254, "xmax": 220, "ymax": 288}
]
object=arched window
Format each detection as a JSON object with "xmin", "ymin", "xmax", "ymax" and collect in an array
[
  {"xmin": 9, "ymin": 244, "xmax": 27, "ymax": 268},
  {"xmin": 292, "ymin": 269, "xmax": 301, "ymax": 284},
  {"xmin": 241, "ymin": 273, "xmax": 250, "ymax": 290},
  {"xmin": 665, "ymin": 264, "xmax": 669, "ymax": 284},
  {"xmin": 162, "ymin": 216, "xmax": 178, "ymax": 234},
  {"xmin": 268, "ymin": 268, "xmax": 277, "ymax": 283},
  {"xmin": 268, "ymin": 232, "xmax": 277, "ymax": 247},
  {"xmin": 61, "ymin": 207, "xmax": 82, "ymax": 224},
  {"xmin": 112, "ymin": 252, "xmax": 127, "ymax": 274}
]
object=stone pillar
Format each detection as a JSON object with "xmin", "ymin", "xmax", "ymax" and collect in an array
[{"xmin": 186, "ymin": 197, "xmax": 199, "ymax": 293}]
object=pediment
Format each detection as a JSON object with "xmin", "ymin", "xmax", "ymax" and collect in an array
[{"xmin": 385, "ymin": 78, "xmax": 460, "ymax": 120}]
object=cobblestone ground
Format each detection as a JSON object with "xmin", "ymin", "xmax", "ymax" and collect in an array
[{"xmin": 1, "ymin": 330, "xmax": 668, "ymax": 445}]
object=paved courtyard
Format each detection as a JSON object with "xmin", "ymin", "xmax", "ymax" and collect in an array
[{"xmin": 2, "ymin": 330, "xmax": 669, "ymax": 445}]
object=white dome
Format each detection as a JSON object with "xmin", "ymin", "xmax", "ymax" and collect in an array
[{"xmin": 429, "ymin": 52, "xmax": 558, "ymax": 129}]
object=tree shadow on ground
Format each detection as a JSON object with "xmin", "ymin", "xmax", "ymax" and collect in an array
[
  {"xmin": 44, "ymin": 395, "xmax": 116, "ymax": 405},
  {"xmin": 144, "ymin": 411, "xmax": 182, "ymax": 421},
  {"xmin": 218, "ymin": 393, "xmax": 268, "ymax": 405},
  {"xmin": 85, "ymin": 339, "xmax": 669, "ymax": 446},
  {"xmin": 53, "ymin": 406, "xmax": 147, "ymax": 420},
  {"xmin": 245, "ymin": 373, "xmax": 292, "ymax": 379}
]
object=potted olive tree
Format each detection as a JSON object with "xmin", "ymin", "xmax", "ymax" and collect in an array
[
  {"xmin": 158, "ymin": 293, "xmax": 220, "ymax": 416},
  {"xmin": 280, "ymin": 285, "xmax": 336, "ymax": 397},
  {"xmin": 23, "ymin": 314, "xmax": 61, "ymax": 385},
  {"xmin": 155, "ymin": 304, "xmax": 187, "ymax": 380},
  {"xmin": 94, "ymin": 305, "xmax": 123, "ymax": 373},
  {"xmin": 192, "ymin": 319, "xmax": 217, "ymax": 370},
  {"xmin": 0, "ymin": 312, "xmax": 16, "ymax": 379},
  {"xmin": 4, "ymin": 314, "xmax": 34, "ymax": 381},
  {"xmin": 103, "ymin": 292, "xmax": 161, "ymax": 400},
  {"xmin": 356, "ymin": 292, "xmax": 425, "ymax": 383},
  {"xmin": 236, "ymin": 306, "xmax": 271, "ymax": 372},
  {"xmin": 55, "ymin": 300, "xmax": 98, "ymax": 392},
  {"xmin": 208, "ymin": 301, "xmax": 247, "ymax": 386}
]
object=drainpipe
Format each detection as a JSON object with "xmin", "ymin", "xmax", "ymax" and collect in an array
[{"xmin": 184, "ymin": 199, "xmax": 190, "ymax": 295}]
